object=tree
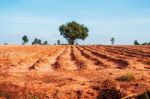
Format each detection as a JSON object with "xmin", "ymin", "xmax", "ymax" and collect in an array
[
  {"xmin": 32, "ymin": 38, "xmax": 44, "ymax": 45},
  {"xmin": 37, "ymin": 39, "xmax": 42, "ymax": 44},
  {"xmin": 32, "ymin": 38, "xmax": 38, "ymax": 45},
  {"xmin": 57, "ymin": 40, "xmax": 61, "ymax": 45},
  {"xmin": 59, "ymin": 21, "xmax": 89, "ymax": 45},
  {"xmin": 22, "ymin": 35, "xmax": 29, "ymax": 45},
  {"xmin": 43, "ymin": 41, "xmax": 48, "ymax": 45},
  {"xmin": 110, "ymin": 37, "xmax": 115, "ymax": 45},
  {"xmin": 142, "ymin": 42, "xmax": 150, "ymax": 45},
  {"xmin": 134, "ymin": 40, "xmax": 140, "ymax": 45},
  {"xmin": 4, "ymin": 43, "xmax": 8, "ymax": 45}
]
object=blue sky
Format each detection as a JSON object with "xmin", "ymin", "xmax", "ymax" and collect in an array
[{"xmin": 0, "ymin": 0, "xmax": 150, "ymax": 45}]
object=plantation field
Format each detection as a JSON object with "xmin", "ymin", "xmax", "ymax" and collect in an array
[{"xmin": 0, "ymin": 45, "xmax": 150, "ymax": 99}]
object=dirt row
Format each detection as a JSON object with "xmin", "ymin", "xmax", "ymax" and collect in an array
[
  {"xmin": 81, "ymin": 46, "xmax": 129, "ymax": 69},
  {"xmin": 0, "ymin": 45, "xmax": 150, "ymax": 99},
  {"xmin": 88, "ymin": 45, "xmax": 150, "ymax": 70}
]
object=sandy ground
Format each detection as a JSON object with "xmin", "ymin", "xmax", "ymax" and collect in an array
[{"xmin": 0, "ymin": 45, "xmax": 149, "ymax": 99}]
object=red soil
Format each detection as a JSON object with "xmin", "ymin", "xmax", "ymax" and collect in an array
[{"xmin": 0, "ymin": 45, "xmax": 149, "ymax": 99}]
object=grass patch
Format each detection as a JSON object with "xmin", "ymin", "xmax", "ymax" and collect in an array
[{"xmin": 117, "ymin": 73, "xmax": 135, "ymax": 82}]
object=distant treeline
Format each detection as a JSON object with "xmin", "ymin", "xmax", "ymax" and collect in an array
[
  {"xmin": 22, "ymin": 35, "xmax": 48, "ymax": 45},
  {"xmin": 21, "ymin": 35, "xmax": 64, "ymax": 45},
  {"xmin": 3, "ymin": 35, "xmax": 150, "ymax": 46},
  {"xmin": 134, "ymin": 40, "xmax": 150, "ymax": 45}
]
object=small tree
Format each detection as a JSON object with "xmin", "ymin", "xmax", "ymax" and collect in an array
[
  {"xmin": 134, "ymin": 40, "xmax": 140, "ymax": 45},
  {"xmin": 110, "ymin": 37, "xmax": 115, "ymax": 45},
  {"xmin": 4, "ymin": 43, "xmax": 8, "ymax": 45},
  {"xmin": 32, "ymin": 38, "xmax": 43, "ymax": 45},
  {"xmin": 59, "ymin": 21, "xmax": 89, "ymax": 45},
  {"xmin": 57, "ymin": 40, "xmax": 61, "ymax": 45},
  {"xmin": 32, "ymin": 38, "xmax": 38, "ymax": 45},
  {"xmin": 22, "ymin": 35, "xmax": 29, "ymax": 45},
  {"xmin": 37, "ymin": 39, "xmax": 42, "ymax": 44},
  {"xmin": 142, "ymin": 42, "xmax": 147, "ymax": 45},
  {"xmin": 43, "ymin": 41, "xmax": 48, "ymax": 45}
]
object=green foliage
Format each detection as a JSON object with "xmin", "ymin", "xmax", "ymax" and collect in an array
[
  {"xmin": 117, "ymin": 74, "xmax": 135, "ymax": 82},
  {"xmin": 22, "ymin": 35, "xmax": 29, "ymax": 45},
  {"xmin": 32, "ymin": 38, "xmax": 38, "ymax": 45},
  {"xmin": 32, "ymin": 38, "xmax": 48, "ymax": 45},
  {"xmin": 142, "ymin": 42, "xmax": 150, "ymax": 45},
  {"xmin": 37, "ymin": 39, "xmax": 42, "ymax": 44},
  {"xmin": 59, "ymin": 21, "xmax": 89, "ymax": 45},
  {"xmin": 134, "ymin": 40, "xmax": 150, "ymax": 45},
  {"xmin": 142, "ymin": 42, "xmax": 148, "ymax": 45},
  {"xmin": 111, "ymin": 37, "xmax": 115, "ymax": 45},
  {"xmin": 134, "ymin": 40, "xmax": 140, "ymax": 45},
  {"xmin": 43, "ymin": 41, "xmax": 48, "ymax": 45},
  {"xmin": 57, "ymin": 40, "xmax": 61, "ymax": 45},
  {"xmin": 32, "ymin": 38, "xmax": 42, "ymax": 45},
  {"xmin": 4, "ymin": 43, "xmax": 8, "ymax": 45}
]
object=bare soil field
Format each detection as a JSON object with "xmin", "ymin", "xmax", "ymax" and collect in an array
[{"xmin": 0, "ymin": 45, "xmax": 149, "ymax": 99}]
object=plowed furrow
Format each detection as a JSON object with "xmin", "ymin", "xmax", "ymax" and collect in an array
[
  {"xmin": 89, "ymin": 46, "xmax": 148, "ymax": 68},
  {"xmin": 6, "ymin": 46, "xmax": 64, "ymax": 73},
  {"xmin": 90, "ymin": 45, "xmax": 133, "ymax": 59},
  {"xmin": 71, "ymin": 46, "xmax": 97, "ymax": 70},
  {"xmin": 105, "ymin": 46, "xmax": 150, "ymax": 58},
  {"xmin": 81, "ymin": 46, "xmax": 129, "ymax": 69},
  {"xmin": 101, "ymin": 46, "xmax": 150, "ymax": 64},
  {"xmin": 103, "ymin": 48, "xmax": 136, "ymax": 59},
  {"xmin": 122, "ymin": 46, "xmax": 150, "ymax": 53},
  {"xmin": 76, "ymin": 46, "xmax": 108, "ymax": 68},
  {"xmin": 93, "ymin": 46, "xmax": 141, "ymax": 58},
  {"xmin": 29, "ymin": 46, "xmax": 67, "ymax": 72},
  {"xmin": 52, "ymin": 46, "xmax": 77, "ymax": 71}
]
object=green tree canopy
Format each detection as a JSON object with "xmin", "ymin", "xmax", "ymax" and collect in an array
[
  {"xmin": 134, "ymin": 40, "xmax": 140, "ymax": 45},
  {"xmin": 32, "ymin": 38, "xmax": 42, "ymax": 45},
  {"xmin": 37, "ymin": 39, "xmax": 42, "ymax": 44},
  {"xmin": 43, "ymin": 41, "xmax": 48, "ymax": 45},
  {"xmin": 57, "ymin": 40, "xmax": 61, "ymax": 45},
  {"xmin": 59, "ymin": 21, "xmax": 89, "ymax": 45},
  {"xmin": 110, "ymin": 37, "xmax": 115, "ymax": 45},
  {"xmin": 22, "ymin": 35, "xmax": 29, "ymax": 45},
  {"xmin": 32, "ymin": 38, "xmax": 38, "ymax": 45}
]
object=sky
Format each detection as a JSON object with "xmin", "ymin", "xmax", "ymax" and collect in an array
[{"xmin": 0, "ymin": 0, "xmax": 150, "ymax": 45}]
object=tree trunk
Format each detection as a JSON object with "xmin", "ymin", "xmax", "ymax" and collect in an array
[{"xmin": 68, "ymin": 39, "xmax": 75, "ymax": 45}]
